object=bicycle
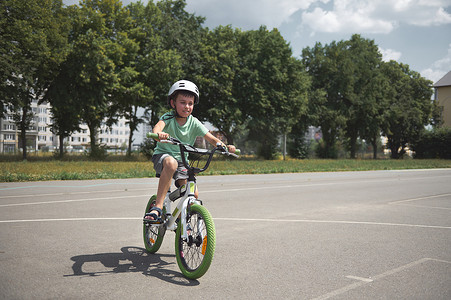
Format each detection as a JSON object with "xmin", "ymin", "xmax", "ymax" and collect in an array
[{"xmin": 143, "ymin": 132, "xmax": 239, "ymax": 279}]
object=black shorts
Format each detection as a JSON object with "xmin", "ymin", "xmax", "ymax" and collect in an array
[{"xmin": 151, "ymin": 153, "xmax": 188, "ymax": 182}]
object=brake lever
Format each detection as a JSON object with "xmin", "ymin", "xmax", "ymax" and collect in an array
[{"xmin": 158, "ymin": 139, "xmax": 173, "ymax": 144}]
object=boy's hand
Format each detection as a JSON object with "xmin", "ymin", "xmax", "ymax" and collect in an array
[
  {"xmin": 227, "ymin": 145, "xmax": 236, "ymax": 153},
  {"xmin": 156, "ymin": 132, "xmax": 169, "ymax": 140}
]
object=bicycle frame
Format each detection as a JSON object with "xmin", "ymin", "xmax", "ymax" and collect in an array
[
  {"xmin": 163, "ymin": 180, "xmax": 201, "ymax": 241},
  {"xmin": 147, "ymin": 134, "xmax": 237, "ymax": 241}
]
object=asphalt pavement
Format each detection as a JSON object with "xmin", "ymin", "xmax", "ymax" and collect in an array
[{"xmin": 0, "ymin": 169, "xmax": 450, "ymax": 299}]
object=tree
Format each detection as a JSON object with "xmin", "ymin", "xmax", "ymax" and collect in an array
[
  {"xmin": 234, "ymin": 27, "xmax": 309, "ymax": 159},
  {"xmin": 46, "ymin": 60, "xmax": 82, "ymax": 157},
  {"xmin": 380, "ymin": 61, "xmax": 433, "ymax": 158},
  {"xmin": 303, "ymin": 35, "xmax": 391, "ymax": 159},
  {"xmin": 123, "ymin": 1, "xmax": 182, "ymax": 154},
  {"xmin": 156, "ymin": 0, "xmax": 206, "ymax": 80},
  {"xmin": 195, "ymin": 25, "xmax": 242, "ymax": 144},
  {"xmin": 0, "ymin": 0, "xmax": 69, "ymax": 159},
  {"xmin": 302, "ymin": 41, "xmax": 348, "ymax": 158},
  {"xmin": 342, "ymin": 35, "xmax": 385, "ymax": 159},
  {"xmin": 57, "ymin": 0, "xmax": 134, "ymax": 158}
]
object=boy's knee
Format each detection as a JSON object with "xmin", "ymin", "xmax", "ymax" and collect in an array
[{"xmin": 162, "ymin": 156, "xmax": 178, "ymax": 172}]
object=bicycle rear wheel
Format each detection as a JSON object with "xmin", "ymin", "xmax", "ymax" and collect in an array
[
  {"xmin": 143, "ymin": 195, "xmax": 166, "ymax": 253},
  {"xmin": 175, "ymin": 204, "xmax": 216, "ymax": 279}
]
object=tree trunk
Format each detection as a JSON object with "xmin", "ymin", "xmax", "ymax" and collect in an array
[
  {"xmin": 59, "ymin": 134, "xmax": 65, "ymax": 158},
  {"xmin": 372, "ymin": 140, "xmax": 377, "ymax": 159},
  {"xmin": 87, "ymin": 121, "xmax": 99, "ymax": 157},
  {"xmin": 21, "ymin": 106, "xmax": 28, "ymax": 160},
  {"xmin": 349, "ymin": 132, "xmax": 357, "ymax": 159},
  {"xmin": 127, "ymin": 131, "xmax": 133, "ymax": 156}
]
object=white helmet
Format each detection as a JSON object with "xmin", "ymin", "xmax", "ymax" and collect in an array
[{"xmin": 167, "ymin": 80, "xmax": 199, "ymax": 106}]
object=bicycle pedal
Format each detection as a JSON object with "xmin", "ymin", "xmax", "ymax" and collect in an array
[{"xmin": 143, "ymin": 219, "xmax": 164, "ymax": 225}]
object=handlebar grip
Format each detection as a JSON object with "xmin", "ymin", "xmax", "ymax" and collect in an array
[{"xmin": 147, "ymin": 132, "xmax": 159, "ymax": 140}]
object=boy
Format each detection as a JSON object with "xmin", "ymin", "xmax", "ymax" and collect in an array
[{"xmin": 145, "ymin": 80, "xmax": 236, "ymax": 222}]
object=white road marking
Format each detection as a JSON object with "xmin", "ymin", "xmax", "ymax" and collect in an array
[
  {"xmin": 214, "ymin": 217, "xmax": 451, "ymax": 229},
  {"xmin": 1, "ymin": 216, "xmax": 450, "ymax": 230},
  {"xmin": 313, "ymin": 258, "xmax": 451, "ymax": 300},
  {"xmin": 345, "ymin": 275, "xmax": 373, "ymax": 282},
  {"xmin": 0, "ymin": 217, "xmax": 139, "ymax": 223},
  {"xmin": 0, "ymin": 188, "xmax": 150, "ymax": 199},
  {"xmin": 389, "ymin": 193, "xmax": 451, "ymax": 210},
  {"xmin": 0, "ymin": 194, "xmax": 147, "ymax": 207}
]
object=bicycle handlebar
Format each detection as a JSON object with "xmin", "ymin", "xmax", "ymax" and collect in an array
[
  {"xmin": 147, "ymin": 132, "xmax": 241, "ymax": 155},
  {"xmin": 147, "ymin": 132, "xmax": 240, "ymax": 174}
]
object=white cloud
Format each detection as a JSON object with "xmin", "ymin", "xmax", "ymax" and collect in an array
[
  {"xmin": 421, "ymin": 69, "xmax": 447, "ymax": 83},
  {"xmin": 299, "ymin": 0, "xmax": 451, "ymax": 35},
  {"xmin": 302, "ymin": 5, "xmax": 395, "ymax": 34},
  {"xmin": 409, "ymin": 7, "xmax": 451, "ymax": 26},
  {"xmin": 432, "ymin": 43, "xmax": 451, "ymax": 69},
  {"xmin": 379, "ymin": 47, "xmax": 402, "ymax": 62},
  {"xmin": 421, "ymin": 43, "xmax": 451, "ymax": 82}
]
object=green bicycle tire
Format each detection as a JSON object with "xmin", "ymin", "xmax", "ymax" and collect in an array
[
  {"xmin": 175, "ymin": 204, "xmax": 216, "ymax": 279},
  {"xmin": 143, "ymin": 195, "xmax": 166, "ymax": 253}
]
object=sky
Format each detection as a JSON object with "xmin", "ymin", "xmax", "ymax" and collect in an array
[{"xmin": 64, "ymin": 0, "xmax": 451, "ymax": 83}]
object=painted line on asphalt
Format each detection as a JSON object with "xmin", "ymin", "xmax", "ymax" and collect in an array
[
  {"xmin": 0, "ymin": 217, "xmax": 138, "ymax": 223},
  {"xmin": 0, "ymin": 181, "xmax": 154, "ymax": 191},
  {"xmin": 213, "ymin": 217, "xmax": 451, "ymax": 229},
  {"xmin": 0, "ymin": 180, "xmax": 392, "ymax": 206},
  {"xmin": 389, "ymin": 193, "xmax": 451, "ymax": 210},
  {"xmin": 389, "ymin": 193, "xmax": 451, "ymax": 204},
  {"xmin": 1, "ymin": 216, "xmax": 450, "ymax": 229},
  {"xmin": 0, "ymin": 188, "xmax": 150, "ymax": 200},
  {"xmin": 313, "ymin": 258, "xmax": 451, "ymax": 300},
  {"xmin": 345, "ymin": 275, "xmax": 373, "ymax": 283},
  {"xmin": 0, "ymin": 194, "xmax": 147, "ymax": 207}
]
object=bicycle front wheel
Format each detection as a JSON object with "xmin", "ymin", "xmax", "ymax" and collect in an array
[
  {"xmin": 143, "ymin": 195, "xmax": 166, "ymax": 253},
  {"xmin": 175, "ymin": 204, "xmax": 216, "ymax": 279}
]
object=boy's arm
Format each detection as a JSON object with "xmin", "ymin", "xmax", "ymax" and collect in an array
[
  {"xmin": 153, "ymin": 120, "xmax": 169, "ymax": 140},
  {"xmin": 204, "ymin": 132, "xmax": 236, "ymax": 153}
]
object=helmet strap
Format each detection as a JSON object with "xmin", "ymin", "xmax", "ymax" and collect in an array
[
  {"xmin": 173, "ymin": 109, "xmax": 187, "ymax": 119},
  {"xmin": 170, "ymin": 99, "xmax": 187, "ymax": 119}
]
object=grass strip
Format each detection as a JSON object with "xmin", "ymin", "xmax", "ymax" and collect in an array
[{"xmin": 1, "ymin": 159, "xmax": 450, "ymax": 182}]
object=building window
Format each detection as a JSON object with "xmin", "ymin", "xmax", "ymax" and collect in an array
[{"xmin": 3, "ymin": 124, "xmax": 15, "ymax": 130}]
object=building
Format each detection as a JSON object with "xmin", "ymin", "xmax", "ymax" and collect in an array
[
  {"xmin": 0, "ymin": 100, "xmax": 131, "ymax": 153},
  {"xmin": 0, "ymin": 99, "xmax": 52, "ymax": 153},
  {"xmin": 434, "ymin": 70, "xmax": 451, "ymax": 127}
]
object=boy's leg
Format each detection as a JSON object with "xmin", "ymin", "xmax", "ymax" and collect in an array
[{"xmin": 149, "ymin": 156, "xmax": 178, "ymax": 219}]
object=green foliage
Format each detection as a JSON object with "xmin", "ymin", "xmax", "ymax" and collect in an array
[
  {"xmin": 302, "ymin": 41, "xmax": 348, "ymax": 158},
  {"xmin": 380, "ymin": 61, "xmax": 434, "ymax": 158},
  {"xmin": 237, "ymin": 27, "xmax": 310, "ymax": 159},
  {"xmin": 287, "ymin": 136, "xmax": 312, "ymax": 159},
  {"xmin": 0, "ymin": 0, "xmax": 69, "ymax": 159},
  {"xmin": 195, "ymin": 25, "xmax": 242, "ymax": 144},
  {"xmin": 140, "ymin": 138, "xmax": 155, "ymax": 159},
  {"xmin": 2, "ymin": 0, "xmax": 438, "ymax": 162},
  {"xmin": 411, "ymin": 127, "xmax": 451, "ymax": 159}
]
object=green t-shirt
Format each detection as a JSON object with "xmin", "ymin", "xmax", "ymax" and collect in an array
[{"xmin": 153, "ymin": 112, "xmax": 209, "ymax": 161}]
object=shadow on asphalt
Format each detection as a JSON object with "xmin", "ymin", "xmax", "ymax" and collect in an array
[{"xmin": 64, "ymin": 246, "xmax": 199, "ymax": 286}]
